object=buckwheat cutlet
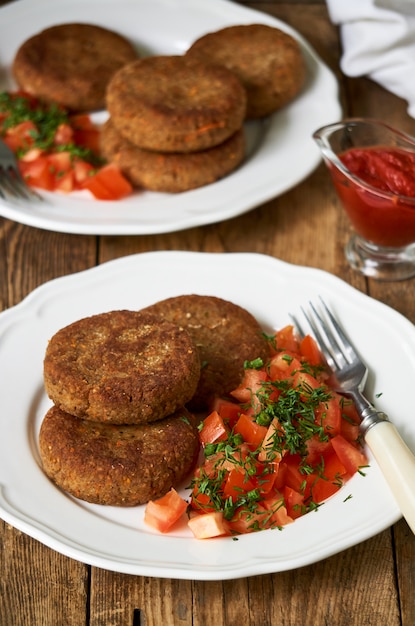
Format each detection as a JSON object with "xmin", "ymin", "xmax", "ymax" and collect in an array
[
  {"xmin": 43, "ymin": 310, "xmax": 200, "ymax": 424},
  {"xmin": 106, "ymin": 55, "xmax": 247, "ymax": 152},
  {"xmin": 39, "ymin": 405, "xmax": 199, "ymax": 506},
  {"xmin": 186, "ymin": 24, "xmax": 306, "ymax": 119},
  {"xmin": 141, "ymin": 295, "xmax": 270, "ymax": 410},
  {"xmin": 12, "ymin": 23, "xmax": 139, "ymax": 111},
  {"xmin": 100, "ymin": 118, "xmax": 245, "ymax": 192}
]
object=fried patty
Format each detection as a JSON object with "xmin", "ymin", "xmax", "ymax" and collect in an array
[
  {"xmin": 43, "ymin": 310, "xmax": 200, "ymax": 424},
  {"xmin": 39, "ymin": 405, "xmax": 199, "ymax": 506},
  {"xmin": 141, "ymin": 295, "xmax": 270, "ymax": 410},
  {"xmin": 106, "ymin": 55, "xmax": 247, "ymax": 152},
  {"xmin": 186, "ymin": 24, "xmax": 306, "ymax": 119},
  {"xmin": 12, "ymin": 23, "xmax": 139, "ymax": 111},
  {"xmin": 100, "ymin": 118, "xmax": 245, "ymax": 193}
]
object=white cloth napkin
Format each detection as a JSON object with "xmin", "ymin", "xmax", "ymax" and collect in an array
[{"xmin": 326, "ymin": 0, "xmax": 415, "ymax": 118}]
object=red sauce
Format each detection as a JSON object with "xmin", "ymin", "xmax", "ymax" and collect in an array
[{"xmin": 330, "ymin": 146, "xmax": 415, "ymax": 247}]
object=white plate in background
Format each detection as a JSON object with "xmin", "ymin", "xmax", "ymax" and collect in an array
[{"xmin": 0, "ymin": 0, "xmax": 341, "ymax": 234}]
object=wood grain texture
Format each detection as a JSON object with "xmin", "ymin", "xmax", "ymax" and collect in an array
[
  {"xmin": 1, "ymin": 522, "xmax": 89, "ymax": 626},
  {"xmin": 1, "ymin": 1, "xmax": 415, "ymax": 625}
]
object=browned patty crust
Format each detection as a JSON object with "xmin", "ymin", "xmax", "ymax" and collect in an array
[
  {"xmin": 43, "ymin": 310, "xmax": 200, "ymax": 424},
  {"xmin": 106, "ymin": 55, "xmax": 247, "ymax": 152},
  {"xmin": 186, "ymin": 24, "xmax": 306, "ymax": 119},
  {"xmin": 12, "ymin": 23, "xmax": 138, "ymax": 111},
  {"xmin": 141, "ymin": 295, "xmax": 270, "ymax": 410},
  {"xmin": 39, "ymin": 405, "xmax": 199, "ymax": 506},
  {"xmin": 100, "ymin": 118, "xmax": 245, "ymax": 193}
]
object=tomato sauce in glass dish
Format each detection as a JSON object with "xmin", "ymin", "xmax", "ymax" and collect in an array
[{"xmin": 331, "ymin": 146, "xmax": 415, "ymax": 248}]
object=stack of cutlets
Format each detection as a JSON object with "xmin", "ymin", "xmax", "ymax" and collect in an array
[
  {"xmin": 39, "ymin": 310, "xmax": 201, "ymax": 506},
  {"xmin": 39, "ymin": 296, "xmax": 271, "ymax": 508},
  {"xmin": 101, "ymin": 23, "xmax": 306, "ymax": 194},
  {"xmin": 11, "ymin": 21, "xmax": 306, "ymax": 196},
  {"xmin": 102, "ymin": 55, "xmax": 247, "ymax": 192}
]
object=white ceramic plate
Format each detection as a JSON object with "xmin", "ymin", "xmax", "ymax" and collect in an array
[
  {"xmin": 0, "ymin": 251, "xmax": 413, "ymax": 580},
  {"xmin": 0, "ymin": 0, "xmax": 341, "ymax": 235}
]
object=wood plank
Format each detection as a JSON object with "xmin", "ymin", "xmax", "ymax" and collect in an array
[
  {"xmin": 97, "ymin": 134, "xmax": 346, "ymax": 274},
  {"xmin": 1, "ymin": 522, "xmax": 89, "ymax": 626},
  {"xmin": 395, "ymin": 519, "xmax": 415, "ymax": 626},
  {"xmin": 0, "ymin": 220, "xmax": 97, "ymax": 307},
  {"xmin": 267, "ymin": 533, "xmax": 400, "ymax": 626},
  {"xmin": 88, "ymin": 532, "xmax": 400, "ymax": 626},
  {"xmin": 89, "ymin": 572, "xmax": 194, "ymax": 626}
]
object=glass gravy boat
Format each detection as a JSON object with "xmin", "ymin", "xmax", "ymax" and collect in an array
[{"xmin": 314, "ymin": 118, "xmax": 415, "ymax": 281}]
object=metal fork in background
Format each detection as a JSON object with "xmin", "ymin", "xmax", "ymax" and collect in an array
[
  {"xmin": 292, "ymin": 298, "xmax": 415, "ymax": 534},
  {"xmin": 0, "ymin": 138, "xmax": 42, "ymax": 202}
]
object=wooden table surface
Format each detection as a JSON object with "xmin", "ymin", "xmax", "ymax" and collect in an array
[{"xmin": 1, "ymin": 1, "xmax": 415, "ymax": 624}]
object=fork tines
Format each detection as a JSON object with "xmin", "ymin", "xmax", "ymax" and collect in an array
[
  {"xmin": 291, "ymin": 298, "xmax": 356, "ymax": 371},
  {"xmin": 0, "ymin": 166, "xmax": 42, "ymax": 201},
  {"xmin": 0, "ymin": 137, "xmax": 43, "ymax": 202}
]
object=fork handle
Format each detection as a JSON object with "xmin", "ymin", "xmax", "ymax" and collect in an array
[{"xmin": 364, "ymin": 418, "xmax": 415, "ymax": 534}]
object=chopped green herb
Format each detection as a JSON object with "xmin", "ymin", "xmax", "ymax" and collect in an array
[
  {"xmin": 0, "ymin": 91, "xmax": 102, "ymax": 166},
  {"xmin": 244, "ymin": 357, "xmax": 264, "ymax": 370}
]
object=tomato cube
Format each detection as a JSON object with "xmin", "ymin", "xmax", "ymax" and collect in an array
[
  {"xmin": 234, "ymin": 413, "xmax": 268, "ymax": 449},
  {"xmin": 304, "ymin": 434, "xmax": 333, "ymax": 465},
  {"xmin": 331, "ymin": 435, "xmax": 368, "ymax": 476},
  {"xmin": 282, "ymin": 486, "xmax": 305, "ymax": 519},
  {"xmin": 274, "ymin": 325, "xmax": 300, "ymax": 353},
  {"xmin": 258, "ymin": 418, "xmax": 284, "ymax": 463},
  {"xmin": 188, "ymin": 511, "xmax": 228, "ymax": 539},
  {"xmin": 269, "ymin": 352, "xmax": 302, "ymax": 381},
  {"xmin": 144, "ymin": 488, "xmax": 187, "ymax": 533},
  {"xmin": 253, "ymin": 463, "xmax": 278, "ymax": 495},
  {"xmin": 281, "ymin": 456, "xmax": 308, "ymax": 494},
  {"xmin": 300, "ymin": 334, "xmax": 323, "ymax": 366},
  {"xmin": 226, "ymin": 505, "xmax": 271, "ymax": 534},
  {"xmin": 310, "ymin": 475, "xmax": 342, "ymax": 503},
  {"xmin": 4, "ymin": 120, "xmax": 37, "ymax": 151},
  {"xmin": 73, "ymin": 160, "xmax": 96, "ymax": 185},
  {"xmin": 315, "ymin": 396, "xmax": 342, "ymax": 436},
  {"xmin": 190, "ymin": 490, "xmax": 216, "ymax": 513},
  {"xmin": 47, "ymin": 151, "xmax": 72, "ymax": 174},
  {"xmin": 53, "ymin": 123, "xmax": 74, "ymax": 145},
  {"xmin": 69, "ymin": 114, "xmax": 96, "ymax": 130},
  {"xmin": 263, "ymin": 494, "xmax": 294, "ymax": 526},
  {"xmin": 83, "ymin": 163, "xmax": 133, "ymax": 200},
  {"xmin": 340, "ymin": 401, "xmax": 362, "ymax": 443},
  {"xmin": 19, "ymin": 156, "xmax": 54, "ymax": 191},
  {"xmin": 292, "ymin": 371, "xmax": 321, "ymax": 396},
  {"xmin": 199, "ymin": 410, "xmax": 228, "ymax": 445},
  {"xmin": 223, "ymin": 468, "xmax": 255, "ymax": 502},
  {"xmin": 230, "ymin": 368, "xmax": 268, "ymax": 404},
  {"xmin": 211, "ymin": 398, "xmax": 241, "ymax": 427}
]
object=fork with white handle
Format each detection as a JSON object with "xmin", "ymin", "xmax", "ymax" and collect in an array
[
  {"xmin": 0, "ymin": 138, "xmax": 42, "ymax": 201},
  {"xmin": 292, "ymin": 298, "xmax": 415, "ymax": 534}
]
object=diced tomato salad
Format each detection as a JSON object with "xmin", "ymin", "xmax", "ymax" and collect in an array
[
  {"xmin": 145, "ymin": 325, "xmax": 369, "ymax": 539},
  {"xmin": 0, "ymin": 91, "xmax": 132, "ymax": 200}
]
